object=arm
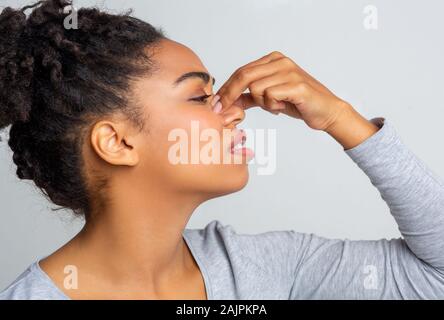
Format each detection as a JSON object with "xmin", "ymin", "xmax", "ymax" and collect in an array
[
  {"xmin": 288, "ymin": 117, "xmax": 444, "ymax": 299},
  {"xmin": 216, "ymin": 51, "xmax": 444, "ymax": 298},
  {"xmin": 330, "ymin": 109, "xmax": 444, "ymax": 270},
  {"xmin": 325, "ymin": 100, "xmax": 444, "ymax": 274}
]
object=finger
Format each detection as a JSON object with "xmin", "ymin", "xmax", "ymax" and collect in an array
[
  {"xmin": 239, "ymin": 50, "xmax": 286, "ymax": 69},
  {"xmin": 217, "ymin": 54, "xmax": 287, "ymax": 97},
  {"xmin": 263, "ymin": 82, "xmax": 309, "ymax": 118},
  {"xmin": 230, "ymin": 93, "xmax": 258, "ymax": 110},
  {"xmin": 231, "ymin": 92, "xmax": 285, "ymax": 114},
  {"xmin": 217, "ymin": 57, "xmax": 292, "ymax": 111},
  {"xmin": 216, "ymin": 51, "xmax": 285, "ymax": 100},
  {"xmin": 264, "ymin": 94, "xmax": 287, "ymax": 112},
  {"xmin": 249, "ymin": 71, "xmax": 302, "ymax": 109},
  {"xmin": 265, "ymin": 82, "xmax": 310, "ymax": 105}
]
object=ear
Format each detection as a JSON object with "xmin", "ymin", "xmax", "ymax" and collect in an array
[{"xmin": 90, "ymin": 121, "xmax": 139, "ymax": 166}]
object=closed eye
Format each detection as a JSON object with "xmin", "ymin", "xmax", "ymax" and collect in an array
[{"xmin": 190, "ymin": 94, "xmax": 212, "ymax": 104}]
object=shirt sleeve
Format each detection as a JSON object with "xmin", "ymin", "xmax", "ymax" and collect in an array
[{"xmin": 286, "ymin": 117, "xmax": 444, "ymax": 299}]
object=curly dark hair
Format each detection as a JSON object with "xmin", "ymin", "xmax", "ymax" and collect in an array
[{"xmin": 0, "ymin": 0, "xmax": 165, "ymax": 216}]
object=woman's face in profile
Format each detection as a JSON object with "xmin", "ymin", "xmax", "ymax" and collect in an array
[{"xmin": 129, "ymin": 38, "xmax": 252, "ymax": 199}]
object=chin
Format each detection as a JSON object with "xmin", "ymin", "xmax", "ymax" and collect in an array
[
  {"xmin": 215, "ymin": 165, "xmax": 250, "ymax": 197},
  {"xmin": 190, "ymin": 161, "xmax": 251, "ymax": 200}
]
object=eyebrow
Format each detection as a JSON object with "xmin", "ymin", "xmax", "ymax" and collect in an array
[{"xmin": 173, "ymin": 71, "xmax": 216, "ymax": 87}]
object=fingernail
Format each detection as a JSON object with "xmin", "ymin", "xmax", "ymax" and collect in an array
[
  {"xmin": 213, "ymin": 101, "xmax": 222, "ymax": 114},
  {"xmin": 211, "ymin": 95, "xmax": 220, "ymax": 107}
]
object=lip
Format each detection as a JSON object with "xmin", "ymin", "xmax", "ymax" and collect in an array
[
  {"xmin": 230, "ymin": 129, "xmax": 246, "ymax": 151},
  {"xmin": 228, "ymin": 129, "xmax": 255, "ymax": 161}
]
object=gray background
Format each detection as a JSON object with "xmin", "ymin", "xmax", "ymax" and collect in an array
[{"xmin": 1, "ymin": 0, "xmax": 443, "ymax": 290}]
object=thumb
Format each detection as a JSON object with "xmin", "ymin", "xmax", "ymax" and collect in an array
[{"xmin": 232, "ymin": 93, "xmax": 259, "ymax": 110}]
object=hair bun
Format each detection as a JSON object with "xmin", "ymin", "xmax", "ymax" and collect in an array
[{"xmin": 0, "ymin": 7, "xmax": 33, "ymax": 133}]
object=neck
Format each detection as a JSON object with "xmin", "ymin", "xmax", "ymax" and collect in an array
[{"xmin": 75, "ymin": 176, "xmax": 204, "ymax": 286}]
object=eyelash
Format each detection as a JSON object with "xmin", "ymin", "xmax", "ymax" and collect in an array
[{"xmin": 190, "ymin": 94, "xmax": 212, "ymax": 104}]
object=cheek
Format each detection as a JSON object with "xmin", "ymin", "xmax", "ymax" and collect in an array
[
  {"xmin": 171, "ymin": 110, "xmax": 249, "ymax": 193},
  {"xmin": 146, "ymin": 106, "xmax": 223, "ymax": 166},
  {"xmin": 171, "ymin": 109, "xmax": 224, "ymax": 163},
  {"xmin": 140, "ymin": 106, "xmax": 248, "ymax": 194},
  {"xmin": 166, "ymin": 106, "xmax": 223, "ymax": 146},
  {"xmin": 180, "ymin": 107, "xmax": 222, "ymax": 129}
]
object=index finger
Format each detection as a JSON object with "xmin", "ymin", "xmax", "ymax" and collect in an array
[{"xmin": 216, "ymin": 51, "xmax": 285, "ymax": 109}]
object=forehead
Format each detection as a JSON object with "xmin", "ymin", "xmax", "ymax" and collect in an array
[{"xmin": 151, "ymin": 39, "xmax": 208, "ymax": 80}]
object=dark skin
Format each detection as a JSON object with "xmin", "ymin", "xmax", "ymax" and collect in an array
[{"xmin": 39, "ymin": 39, "xmax": 378, "ymax": 299}]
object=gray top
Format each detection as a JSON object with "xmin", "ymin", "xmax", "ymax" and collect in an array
[{"xmin": 1, "ymin": 117, "xmax": 444, "ymax": 300}]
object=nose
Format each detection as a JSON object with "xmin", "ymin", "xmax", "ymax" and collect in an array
[{"xmin": 221, "ymin": 104, "xmax": 245, "ymax": 128}]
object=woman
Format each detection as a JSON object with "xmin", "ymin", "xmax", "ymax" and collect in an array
[{"xmin": 0, "ymin": 0, "xmax": 443, "ymax": 300}]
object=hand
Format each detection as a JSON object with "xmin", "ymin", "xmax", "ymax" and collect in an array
[
  {"xmin": 216, "ymin": 51, "xmax": 350, "ymax": 132},
  {"xmin": 216, "ymin": 51, "xmax": 380, "ymax": 149}
]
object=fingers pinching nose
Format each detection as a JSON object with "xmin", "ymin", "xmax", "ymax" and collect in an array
[
  {"xmin": 213, "ymin": 101, "xmax": 223, "ymax": 114},
  {"xmin": 211, "ymin": 94, "xmax": 223, "ymax": 113},
  {"xmin": 211, "ymin": 94, "xmax": 220, "ymax": 106}
]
